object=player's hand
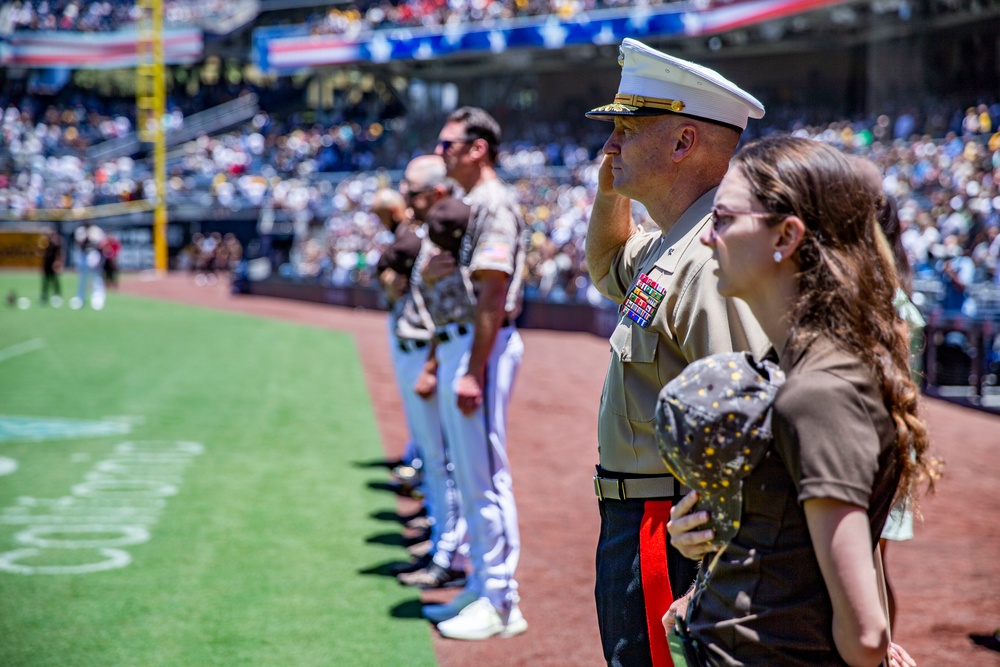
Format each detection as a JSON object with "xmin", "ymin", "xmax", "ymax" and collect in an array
[
  {"xmin": 888, "ymin": 641, "xmax": 916, "ymax": 667},
  {"xmin": 414, "ymin": 367, "xmax": 437, "ymax": 399},
  {"xmin": 423, "ymin": 251, "xmax": 457, "ymax": 285},
  {"xmin": 455, "ymin": 373, "xmax": 484, "ymax": 415},
  {"xmin": 662, "ymin": 589, "xmax": 694, "ymax": 633},
  {"xmin": 389, "ymin": 272, "xmax": 409, "ymax": 300},
  {"xmin": 379, "ymin": 268, "xmax": 397, "ymax": 289},
  {"xmin": 667, "ymin": 491, "xmax": 718, "ymax": 560}
]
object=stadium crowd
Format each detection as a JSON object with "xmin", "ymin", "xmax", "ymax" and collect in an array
[
  {"xmin": 304, "ymin": 0, "xmax": 691, "ymax": 37},
  {"xmin": 3, "ymin": 87, "xmax": 1000, "ymax": 312},
  {"xmin": 0, "ymin": 0, "xmax": 245, "ymax": 33},
  {"xmin": 2, "ymin": 0, "xmax": 729, "ymax": 35}
]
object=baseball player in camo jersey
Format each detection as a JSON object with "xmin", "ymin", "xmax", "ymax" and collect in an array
[
  {"xmin": 372, "ymin": 189, "xmax": 425, "ymax": 478},
  {"xmin": 418, "ymin": 107, "xmax": 529, "ymax": 640},
  {"xmin": 393, "ymin": 155, "xmax": 471, "ymax": 590}
]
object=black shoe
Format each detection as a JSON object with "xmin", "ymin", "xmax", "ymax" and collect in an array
[
  {"xmin": 397, "ymin": 562, "xmax": 467, "ymax": 589},
  {"xmin": 402, "ymin": 527, "xmax": 431, "ymax": 547},
  {"xmin": 388, "ymin": 552, "xmax": 433, "ymax": 576}
]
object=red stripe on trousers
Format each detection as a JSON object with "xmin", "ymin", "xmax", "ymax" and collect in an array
[{"xmin": 640, "ymin": 500, "xmax": 675, "ymax": 667}]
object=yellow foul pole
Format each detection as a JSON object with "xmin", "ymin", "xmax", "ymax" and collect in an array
[{"xmin": 136, "ymin": 0, "xmax": 168, "ymax": 273}]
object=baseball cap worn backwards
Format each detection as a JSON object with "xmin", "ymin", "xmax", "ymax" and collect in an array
[
  {"xmin": 586, "ymin": 38, "xmax": 765, "ymax": 131},
  {"xmin": 654, "ymin": 352, "xmax": 785, "ymax": 547}
]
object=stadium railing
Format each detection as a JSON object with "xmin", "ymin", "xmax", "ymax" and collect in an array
[{"xmin": 87, "ymin": 93, "xmax": 260, "ymax": 162}]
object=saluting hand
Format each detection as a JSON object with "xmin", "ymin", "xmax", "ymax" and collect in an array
[
  {"xmin": 597, "ymin": 153, "xmax": 616, "ymax": 195},
  {"xmin": 667, "ymin": 491, "xmax": 720, "ymax": 561}
]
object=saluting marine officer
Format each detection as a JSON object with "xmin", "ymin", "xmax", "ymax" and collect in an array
[{"xmin": 584, "ymin": 39, "xmax": 770, "ymax": 667}]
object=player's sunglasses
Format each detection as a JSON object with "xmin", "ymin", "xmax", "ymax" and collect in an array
[
  {"xmin": 405, "ymin": 187, "xmax": 434, "ymax": 202},
  {"xmin": 437, "ymin": 137, "xmax": 477, "ymax": 152}
]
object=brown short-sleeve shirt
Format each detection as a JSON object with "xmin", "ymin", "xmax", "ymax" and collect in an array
[
  {"xmin": 687, "ymin": 336, "xmax": 901, "ymax": 666},
  {"xmin": 597, "ymin": 189, "xmax": 770, "ymax": 475}
]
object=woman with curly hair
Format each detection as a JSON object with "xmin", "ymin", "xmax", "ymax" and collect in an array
[{"xmin": 665, "ymin": 136, "xmax": 935, "ymax": 666}]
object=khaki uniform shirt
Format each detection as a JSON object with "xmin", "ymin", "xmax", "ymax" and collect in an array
[{"xmin": 597, "ymin": 189, "xmax": 770, "ymax": 475}]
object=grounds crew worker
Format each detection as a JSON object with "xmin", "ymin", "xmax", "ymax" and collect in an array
[{"xmin": 584, "ymin": 38, "xmax": 770, "ymax": 667}]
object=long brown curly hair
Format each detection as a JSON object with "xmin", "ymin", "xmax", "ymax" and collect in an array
[{"xmin": 733, "ymin": 136, "xmax": 935, "ymax": 504}]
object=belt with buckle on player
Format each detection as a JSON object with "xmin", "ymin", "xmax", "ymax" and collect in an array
[
  {"xmin": 434, "ymin": 318, "xmax": 516, "ymax": 343},
  {"xmin": 593, "ymin": 474, "xmax": 676, "ymax": 501},
  {"xmin": 435, "ymin": 322, "xmax": 471, "ymax": 343},
  {"xmin": 398, "ymin": 338, "xmax": 430, "ymax": 353}
]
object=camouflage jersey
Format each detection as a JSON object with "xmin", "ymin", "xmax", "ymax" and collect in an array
[
  {"xmin": 398, "ymin": 234, "xmax": 477, "ymax": 337},
  {"xmin": 459, "ymin": 177, "xmax": 527, "ymax": 318}
]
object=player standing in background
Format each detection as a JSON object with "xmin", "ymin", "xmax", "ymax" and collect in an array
[
  {"xmin": 372, "ymin": 188, "xmax": 430, "ymax": 503},
  {"xmin": 39, "ymin": 227, "xmax": 64, "ymax": 308},
  {"xmin": 72, "ymin": 220, "xmax": 107, "ymax": 310},
  {"xmin": 392, "ymin": 155, "xmax": 471, "ymax": 591},
  {"xmin": 418, "ymin": 107, "xmax": 529, "ymax": 640}
]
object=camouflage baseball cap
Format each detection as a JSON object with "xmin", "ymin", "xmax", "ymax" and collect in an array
[
  {"xmin": 425, "ymin": 195, "xmax": 470, "ymax": 258},
  {"xmin": 655, "ymin": 352, "xmax": 785, "ymax": 547}
]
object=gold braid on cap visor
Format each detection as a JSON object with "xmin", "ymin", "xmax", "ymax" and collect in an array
[{"xmin": 612, "ymin": 93, "xmax": 686, "ymax": 112}]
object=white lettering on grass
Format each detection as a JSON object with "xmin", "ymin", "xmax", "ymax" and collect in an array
[
  {"xmin": 0, "ymin": 440, "xmax": 202, "ymax": 575},
  {"xmin": 0, "ymin": 548, "xmax": 132, "ymax": 575}
]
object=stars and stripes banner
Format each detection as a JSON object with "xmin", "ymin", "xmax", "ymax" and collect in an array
[
  {"xmin": 1, "ymin": 28, "xmax": 203, "ymax": 69},
  {"xmin": 252, "ymin": 0, "xmax": 851, "ymax": 73}
]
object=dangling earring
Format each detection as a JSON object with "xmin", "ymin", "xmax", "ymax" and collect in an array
[{"xmin": 773, "ymin": 251, "xmax": 783, "ymax": 263}]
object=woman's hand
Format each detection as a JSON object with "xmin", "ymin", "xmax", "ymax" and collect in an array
[
  {"xmin": 888, "ymin": 641, "xmax": 916, "ymax": 667},
  {"xmin": 667, "ymin": 491, "xmax": 719, "ymax": 560},
  {"xmin": 662, "ymin": 588, "xmax": 695, "ymax": 632}
]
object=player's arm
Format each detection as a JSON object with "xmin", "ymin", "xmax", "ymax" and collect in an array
[
  {"xmin": 456, "ymin": 269, "xmax": 508, "ymax": 415},
  {"xmin": 585, "ymin": 153, "xmax": 636, "ymax": 295}
]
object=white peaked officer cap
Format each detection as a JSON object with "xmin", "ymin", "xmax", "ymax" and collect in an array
[{"xmin": 587, "ymin": 38, "xmax": 765, "ymax": 131}]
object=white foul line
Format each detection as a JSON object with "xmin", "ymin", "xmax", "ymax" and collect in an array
[{"xmin": 0, "ymin": 339, "xmax": 44, "ymax": 364}]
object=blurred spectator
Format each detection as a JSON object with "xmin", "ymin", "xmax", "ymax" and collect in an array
[
  {"xmin": 38, "ymin": 227, "xmax": 64, "ymax": 307},
  {"xmin": 72, "ymin": 219, "xmax": 106, "ymax": 309},
  {"xmin": 936, "ymin": 234, "xmax": 977, "ymax": 315},
  {"xmin": 102, "ymin": 231, "xmax": 121, "ymax": 288}
]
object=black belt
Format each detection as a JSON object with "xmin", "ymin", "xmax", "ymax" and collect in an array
[
  {"xmin": 435, "ymin": 323, "xmax": 471, "ymax": 343},
  {"xmin": 434, "ymin": 319, "xmax": 515, "ymax": 343},
  {"xmin": 398, "ymin": 338, "xmax": 429, "ymax": 353}
]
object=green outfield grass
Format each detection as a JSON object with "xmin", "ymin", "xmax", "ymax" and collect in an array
[{"xmin": 0, "ymin": 271, "xmax": 437, "ymax": 667}]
